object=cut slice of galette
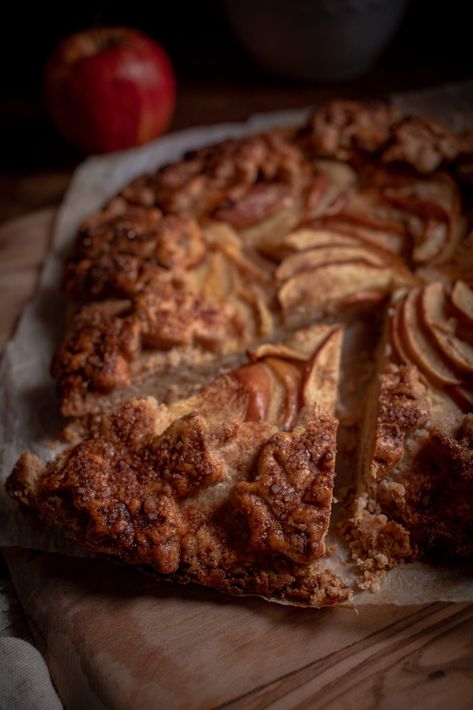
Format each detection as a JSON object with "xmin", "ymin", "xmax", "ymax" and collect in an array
[
  {"xmin": 347, "ymin": 281, "xmax": 473, "ymax": 589},
  {"xmin": 8, "ymin": 324, "xmax": 351, "ymax": 607}
]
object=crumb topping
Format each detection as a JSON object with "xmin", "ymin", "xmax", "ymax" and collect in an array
[
  {"xmin": 382, "ymin": 116, "xmax": 461, "ymax": 173},
  {"xmin": 232, "ymin": 416, "xmax": 337, "ymax": 563},
  {"xmin": 65, "ymin": 210, "xmax": 207, "ymax": 299},
  {"xmin": 378, "ymin": 414, "xmax": 473, "ymax": 557},
  {"xmin": 298, "ymin": 100, "xmax": 397, "ymax": 161},
  {"xmin": 298, "ymin": 101, "xmax": 464, "ymax": 176},
  {"xmin": 51, "ymin": 284, "xmax": 230, "ymax": 412}
]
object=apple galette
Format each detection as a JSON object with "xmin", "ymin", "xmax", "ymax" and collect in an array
[{"xmin": 6, "ymin": 100, "xmax": 473, "ymax": 605}]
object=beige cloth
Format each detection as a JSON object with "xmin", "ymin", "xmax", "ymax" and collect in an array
[{"xmin": 0, "ymin": 637, "xmax": 62, "ymax": 710}]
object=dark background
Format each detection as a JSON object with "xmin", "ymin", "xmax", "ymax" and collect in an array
[{"xmin": 1, "ymin": 0, "xmax": 473, "ymax": 220}]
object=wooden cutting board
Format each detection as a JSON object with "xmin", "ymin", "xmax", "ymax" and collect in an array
[{"xmin": 2, "ymin": 210, "xmax": 473, "ymax": 710}]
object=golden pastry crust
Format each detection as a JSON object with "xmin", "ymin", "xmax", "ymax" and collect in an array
[
  {"xmin": 51, "ymin": 285, "xmax": 230, "ymax": 412},
  {"xmin": 65, "ymin": 209, "xmax": 207, "ymax": 299},
  {"xmin": 53, "ymin": 231, "xmax": 275, "ymax": 416},
  {"xmin": 382, "ymin": 116, "xmax": 461, "ymax": 173},
  {"xmin": 232, "ymin": 417, "xmax": 336, "ymax": 563},
  {"xmin": 378, "ymin": 416, "xmax": 473, "ymax": 557},
  {"xmin": 369, "ymin": 364, "xmax": 430, "ymax": 479},
  {"xmin": 298, "ymin": 100, "xmax": 464, "ymax": 174},
  {"xmin": 297, "ymin": 100, "xmax": 398, "ymax": 161}
]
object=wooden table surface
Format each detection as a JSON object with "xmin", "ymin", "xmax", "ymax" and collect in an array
[{"xmin": 1, "ymin": 210, "xmax": 473, "ymax": 709}]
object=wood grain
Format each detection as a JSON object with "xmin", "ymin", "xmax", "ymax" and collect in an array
[{"xmin": 1, "ymin": 211, "xmax": 473, "ymax": 709}]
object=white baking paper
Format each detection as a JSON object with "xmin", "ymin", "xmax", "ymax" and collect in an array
[{"xmin": 1, "ymin": 81, "xmax": 473, "ymax": 603}]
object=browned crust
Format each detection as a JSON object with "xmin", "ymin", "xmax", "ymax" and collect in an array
[
  {"xmin": 65, "ymin": 209, "xmax": 207, "ymax": 300},
  {"xmin": 297, "ymin": 100, "xmax": 465, "ymax": 173},
  {"xmin": 378, "ymin": 415, "xmax": 473, "ymax": 557},
  {"xmin": 348, "ymin": 410, "xmax": 473, "ymax": 590},
  {"xmin": 51, "ymin": 285, "xmax": 231, "ymax": 415},
  {"xmin": 343, "ymin": 363, "xmax": 430, "ymax": 587},
  {"xmin": 368, "ymin": 364, "xmax": 430, "ymax": 480},
  {"xmin": 382, "ymin": 116, "xmax": 461, "ymax": 173},
  {"xmin": 296, "ymin": 100, "xmax": 398, "ymax": 162}
]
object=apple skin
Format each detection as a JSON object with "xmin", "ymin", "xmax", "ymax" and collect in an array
[{"xmin": 44, "ymin": 27, "xmax": 176, "ymax": 154}]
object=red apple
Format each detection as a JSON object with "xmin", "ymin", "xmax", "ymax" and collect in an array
[{"xmin": 44, "ymin": 27, "xmax": 176, "ymax": 154}]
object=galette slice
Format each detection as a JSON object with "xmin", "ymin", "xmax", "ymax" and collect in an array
[
  {"xmin": 8, "ymin": 324, "xmax": 350, "ymax": 607},
  {"xmin": 348, "ymin": 281, "xmax": 473, "ymax": 589}
]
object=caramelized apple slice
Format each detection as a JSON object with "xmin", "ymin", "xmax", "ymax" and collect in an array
[
  {"xmin": 263, "ymin": 328, "xmax": 344, "ymax": 428},
  {"xmin": 304, "ymin": 174, "xmax": 346, "ymax": 221},
  {"xmin": 399, "ymin": 288, "xmax": 460, "ymax": 387},
  {"xmin": 301, "ymin": 326, "xmax": 342, "ymax": 414},
  {"xmin": 339, "ymin": 290, "xmax": 388, "ymax": 307},
  {"xmin": 339, "ymin": 206, "xmax": 406, "ymax": 235},
  {"xmin": 231, "ymin": 360, "xmax": 273, "ymax": 423},
  {"xmin": 249, "ymin": 344, "xmax": 307, "ymax": 362},
  {"xmin": 235, "ymin": 325, "xmax": 344, "ymax": 430},
  {"xmin": 264, "ymin": 357, "xmax": 301, "ymax": 430},
  {"xmin": 382, "ymin": 173, "xmax": 462, "ymax": 265},
  {"xmin": 451, "ymin": 280, "xmax": 473, "ymax": 327},
  {"xmin": 213, "ymin": 183, "xmax": 294, "ymax": 229},
  {"xmin": 276, "ymin": 244, "xmax": 391, "ymax": 280},
  {"xmin": 278, "ymin": 262, "xmax": 400, "ymax": 318},
  {"xmin": 303, "ymin": 160, "xmax": 355, "ymax": 220},
  {"xmin": 412, "ymin": 220, "xmax": 448, "ymax": 264},
  {"xmin": 388, "ymin": 294, "xmax": 411, "ymax": 365},
  {"xmin": 313, "ymin": 159, "xmax": 357, "ymax": 193},
  {"xmin": 246, "ymin": 200, "xmax": 302, "ymax": 259},
  {"xmin": 316, "ymin": 215, "xmax": 405, "ymax": 255},
  {"xmin": 284, "ymin": 228, "xmax": 358, "ymax": 252},
  {"xmin": 383, "ymin": 173, "xmax": 459, "ymax": 216},
  {"xmin": 420, "ymin": 282, "xmax": 473, "ymax": 374}
]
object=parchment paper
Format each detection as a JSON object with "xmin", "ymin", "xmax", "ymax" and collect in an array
[{"xmin": 2, "ymin": 82, "xmax": 473, "ymax": 604}]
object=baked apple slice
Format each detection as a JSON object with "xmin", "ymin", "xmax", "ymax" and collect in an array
[
  {"xmin": 398, "ymin": 287, "xmax": 460, "ymax": 387},
  {"xmin": 314, "ymin": 214, "xmax": 406, "ymax": 256},
  {"xmin": 388, "ymin": 292, "xmax": 410, "ymax": 365},
  {"xmin": 252, "ymin": 162, "xmax": 354, "ymax": 260},
  {"xmin": 381, "ymin": 172, "xmax": 463, "ymax": 265},
  {"xmin": 303, "ymin": 160, "xmax": 355, "ymax": 221},
  {"xmin": 278, "ymin": 249, "xmax": 413, "ymax": 324},
  {"xmin": 419, "ymin": 282, "xmax": 473, "ymax": 374},
  {"xmin": 276, "ymin": 244, "xmax": 393, "ymax": 281},
  {"xmin": 451, "ymin": 280, "xmax": 473, "ymax": 327},
  {"xmin": 8, "ymin": 324, "xmax": 350, "ymax": 607},
  {"xmin": 283, "ymin": 228, "xmax": 360, "ymax": 253}
]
